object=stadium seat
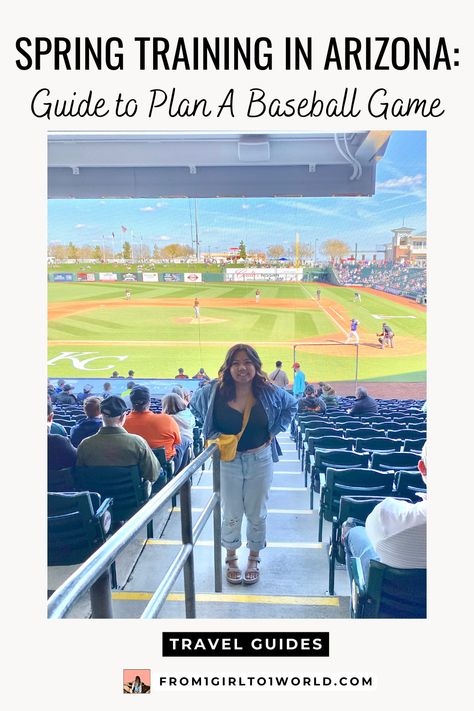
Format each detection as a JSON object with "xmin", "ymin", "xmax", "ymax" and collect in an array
[
  {"xmin": 394, "ymin": 470, "xmax": 427, "ymax": 501},
  {"xmin": 298, "ymin": 421, "xmax": 336, "ymax": 461},
  {"xmin": 306, "ymin": 435, "xmax": 355, "ymax": 484},
  {"xmin": 349, "ymin": 558, "xmax": 426, "ymax": 618},
  {"xmin": 344, "ymin": 427, "xmax": 377, "ymax": 439},
  {"xmin": 318, "ymin": 468, "xmax": 394, "ymax": 541},
  {"xmin": 403, "ymin": 438, "xmax": 426, "ymax": 454},
  {"xmin": 303, "ymin": 428, "xmax": 343, "ymax": 473},
  {"xmin": 356, "ymin": 437, "xmax": 403, "ymax": 453},
  {"xmin": 309, "ymin": 450, "xmax": 371, "ymax": 509},
  {"xmin": 48, "ymin": 490, "xmax": 117, "ymax": 588},
  {"xmin": 371, "ymin": 451, "xmax": 421, "ymax": 472},
  {"xmin": 74, "ymin": 465, "xmax": 154, "ymax": 537},
  {"xmin": 393, "ymin": 416, "xmax": 426, "ymax": 426},
  {"xmin": 48, "ymin": 467, "xmax": 76, "ymax": 493},
  {"xmin": 328, "ymin": 495, "xmax": 391, "ymax": 595},
  {"xmin": 386, "ymin": 428, "xmax": 412, "ymax": 439},
  {"xmin": 295, "ymin": 417, "xmax": 329, "ymax": 456},
  {"xmin": 360, "ymin": 416, "xmax": 391, "ymax": 424}
]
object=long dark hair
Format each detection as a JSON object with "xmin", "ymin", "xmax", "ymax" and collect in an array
[{"xmin": 218, "ymin": 343, "xmax": 272, "ymax": 401}]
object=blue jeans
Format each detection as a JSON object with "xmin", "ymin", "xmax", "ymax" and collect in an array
[
  {"xmin": 220, "ymin": 445, "xmax": 273, "ymax": 551},
  {"xmin": 344, "ymin": 526, "xmax": 380, "ymax": 584}
]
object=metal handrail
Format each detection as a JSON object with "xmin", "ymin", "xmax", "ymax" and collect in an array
[{"xmin": 47, "ymin": 444, "xmax": 221, "ymax": 619}]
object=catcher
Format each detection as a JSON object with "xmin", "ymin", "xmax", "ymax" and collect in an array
[{"xmin": 377, "ymin": 323, "xmax": 394, "ymax": 349}]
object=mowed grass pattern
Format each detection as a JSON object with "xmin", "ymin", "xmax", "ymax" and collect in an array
[{"xmin": 48, "ymin": 282, "xmax": 425, "ymax": 381}]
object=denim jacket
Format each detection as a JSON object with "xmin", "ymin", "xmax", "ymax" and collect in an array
[{"xmin": 189, "ymin": 380, "xmax": 297, "ymax": 462}]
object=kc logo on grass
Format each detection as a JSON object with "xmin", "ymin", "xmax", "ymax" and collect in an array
[{"xmin": 162, "ymin": 632, "xmax": 329, "ymax": 657}]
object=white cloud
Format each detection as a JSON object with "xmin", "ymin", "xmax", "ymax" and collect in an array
[
  {"xmin": 158, "ymin": 235, "xmax": 170, "ymax": 241},
  {"xmin": 75, "ymin": 223, "xmax": 86, "ymax": 228},
  {"xmin": 140, "ymin": 206, "xmax": 155, "ymax": 212},
  {"xmin": 155, "ymin": 201, "xmax": 167, "ymax": 209},
  {"xmin": 241, "ymin": 203, "xmax": 251, "ymax": 210},
  {"xmin": 376, "ymin": 174, "xmax": 424, "ymax": 190}
]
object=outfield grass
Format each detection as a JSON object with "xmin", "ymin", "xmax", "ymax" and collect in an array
[{"xmin": 48, "ymin": 282, "xmax": 426, "ymax": 382}]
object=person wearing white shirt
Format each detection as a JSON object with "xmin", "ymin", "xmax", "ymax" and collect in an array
[{"xmin": 343, "ymin": 443, "xmax": 427, "ymax": 579}]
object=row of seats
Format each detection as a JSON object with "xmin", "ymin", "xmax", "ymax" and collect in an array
[
  {"xmin": 292, "ymin": 403, "xmax": 426, "ymax": 617},
  {"xmin": 330, "ymin": 495, "xmax": 426, "ymax": 617}
]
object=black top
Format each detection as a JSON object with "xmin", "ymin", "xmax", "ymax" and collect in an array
[
  {"xmin": 213, "ymin": 388, "xmax": 269, "ymax": 451},
  {"xmin": 48, "ymin": 433, "xmax": 77, "ymax": 470}
]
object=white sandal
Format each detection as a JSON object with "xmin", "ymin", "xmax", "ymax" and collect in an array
[
  {"xmin": 243, "ymin": 556, "xmax": 261, "ymax": 585},
  {"xmin": 225, "ymin": 555, "xmax": 242, "ymax": 584}
]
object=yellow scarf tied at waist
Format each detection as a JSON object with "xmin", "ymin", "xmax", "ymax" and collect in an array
[{"xmin": 207, "ymin": 394, "xmax": 255, "ymax": 462}]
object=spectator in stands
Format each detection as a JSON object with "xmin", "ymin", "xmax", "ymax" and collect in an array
[
  {"xmin": 120, "ymin": 380, "xmax": 135, "ymax": 408},
  {"xmin": 193, "ymin": 367, "xmax": 210, "ymax": 381},
  {"xmin": 102, "ymin": 382, "xmax": 112, "ymax": 398},
  {"xmin": 292, "ymin": 362, "xmax": 306, "ymax": 399},
  {"xmin": 47, "ymin": 383, "xmax": 57, "ymax": 404},
  {"xmin": 175, "ymin": 368, "xmax": 190, "ymax": 380},
  {"xmin": 297, "ymin": 384, "xmax": 327, "ymax": 414},
  {"xmin": 76, "ymin": 396, "xmax": 159, "ymax": 483},
  {"xmin": 171, "ymin": 385, "xmax": 191, "ymax": 404},
  {"xmin": 47, "ymin": 402, "xmax": 77, "ymax": 470},
  {"xmin": 321, "ymin": 384, "xmax": 339, "ymax": 407},
  {"xmin": 47, "ymin": 401, "xmax": 68, "ymax": 436},
  {"xmin": 268, "ymin": 360, "xmax": 290, "ymax": 389},
  {"xmin": 343, "ymin": 442, "xmax": 427, "ymax": 583},
  {"xmin": 127, "ymin": 370, "xmax": 135, "ymax": 378},
  {"xmin": 70, "ymin": 396, "xmax": 103, "ymax": 447},
  {"xmin": 111, "ymin": 371, "xmax": 124, "ymax": 379},
  {"xmin": 348, "ymin": 386, "xmax": 378, "ymax": 416},
  {"xmin": 162, "ymin": 393, "xmax": 196, "ymax": 445},
  {"xmin": 55, "ymin": 379, "xmax": 65, "ymax": 394},
  {"xmin": 189, "ymin": 343, "xmax": 297, "ymax": 586},
  {"xmin": 56, "ymin": 384, "xmax": 78, "ymax": 405},
  {"xmin": 124, "ymin": 386, "xmax": 190, "ymax": 473},
  {"xmin": 76, "ymin": 384, "xmax": 93, "ymax": 404}
]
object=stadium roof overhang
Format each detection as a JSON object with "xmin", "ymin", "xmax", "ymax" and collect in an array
[{"xmin": 48, "ymin": 131, "xmax": 392, "ymax": 199}]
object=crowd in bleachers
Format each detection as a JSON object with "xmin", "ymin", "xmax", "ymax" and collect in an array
[
  {"xmin": 335, "ymin": 261, "xmax": 426, "ymax": 297},
  {"xmin": 47, "ymin": 379, "xmax": 204, "ymax": 503},
  {"xmin": 48, "ymin": 373, "xmax": 426, "ymax": 618}
]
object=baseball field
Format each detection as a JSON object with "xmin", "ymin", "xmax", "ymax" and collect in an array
[{"xmin": 47, "ymin": 280, "xmax": 426, "ymax": 384}]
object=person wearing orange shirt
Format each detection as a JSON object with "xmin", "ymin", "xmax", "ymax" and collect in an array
[{"xmin": 124, "ymin": 386, "xmax": 191, "ymax": 472}]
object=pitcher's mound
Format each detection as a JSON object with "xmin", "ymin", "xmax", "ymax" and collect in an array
[{"xmin": 175, "ymin": 316, "xmax": 228, "ymax": 325}]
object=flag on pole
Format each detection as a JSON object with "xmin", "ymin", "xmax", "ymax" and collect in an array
[
  {"xmin": 121, "ymin": 225, "xmax": 128, "ymax": 233},
  {"xmin": 111, "ymin": 232, "xmax": 115, "ymax": 239}
]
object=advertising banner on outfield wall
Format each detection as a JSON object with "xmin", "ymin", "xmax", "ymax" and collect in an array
[
  {"xmin": 161, "ymin": 273, "xmax": 184, "ymax": 282},
  {"xmin": 98, "ymin": 273, "xmax": 118, "ymax": 281},
  {"xmin": 118, "ymin": 273, "xmax": 138, "ymax": 282},
  {"xmin": 225, "ymin": 267, "xmax": 304, "ymax": 282},
  {"xmin": 52, "ymin": 273, "xmax": 74, "ymax": 281},
  {"xmin": 77, "ymin": 273, "xmax": 96, "ymax": 282},
  {"xmin": 141, "ymin": 273, "xmax": 159, "ymax": 282},
  {"xmin": 184, "ymin": 272, "xmax": 203, "ymax": 283}
]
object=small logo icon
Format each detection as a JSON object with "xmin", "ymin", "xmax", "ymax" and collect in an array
[{"xmin": 123, "ymin": 669, "xmax": 151, "ymax": 694}]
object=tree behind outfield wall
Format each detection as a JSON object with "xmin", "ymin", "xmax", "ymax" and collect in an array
[
  {"xmin": 67, "ymin": 241, "xmax": 79, "ymax": 260},
  {"xmin": 93, "ymin": 245, "xmax": 102, "ymax": 260},
  {"xmin": 123, "ymin": 241, "xmax": 132, "ymax": 259},
  {"xmin": 159, "ymin": 243, "xmax": 195, "ymax": 260},
  {"xmin": 267, "ymin": 244, "xmax": 285, "ymax": 259},
  {"xmin": 320, "ymin": 239, "xmax": 351, "ymax": 262},
  {"xmin": 239, "ymin": 240, "xmax": 247, "ymax": 259}
]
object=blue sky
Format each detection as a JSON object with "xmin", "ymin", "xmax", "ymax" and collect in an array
[{"xmin": 48, "ymin": 131, "xmax": 426, "ymax": 256}]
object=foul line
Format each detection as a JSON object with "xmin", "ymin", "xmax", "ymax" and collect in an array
[{"xmin": 299, "ymin": 283, "xmax": 349, "ymax": 337}]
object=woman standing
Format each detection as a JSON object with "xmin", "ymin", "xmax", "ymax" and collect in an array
[{"xmin": 190, "ymin": 344, "xmax": 297, "ymax": 585}]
